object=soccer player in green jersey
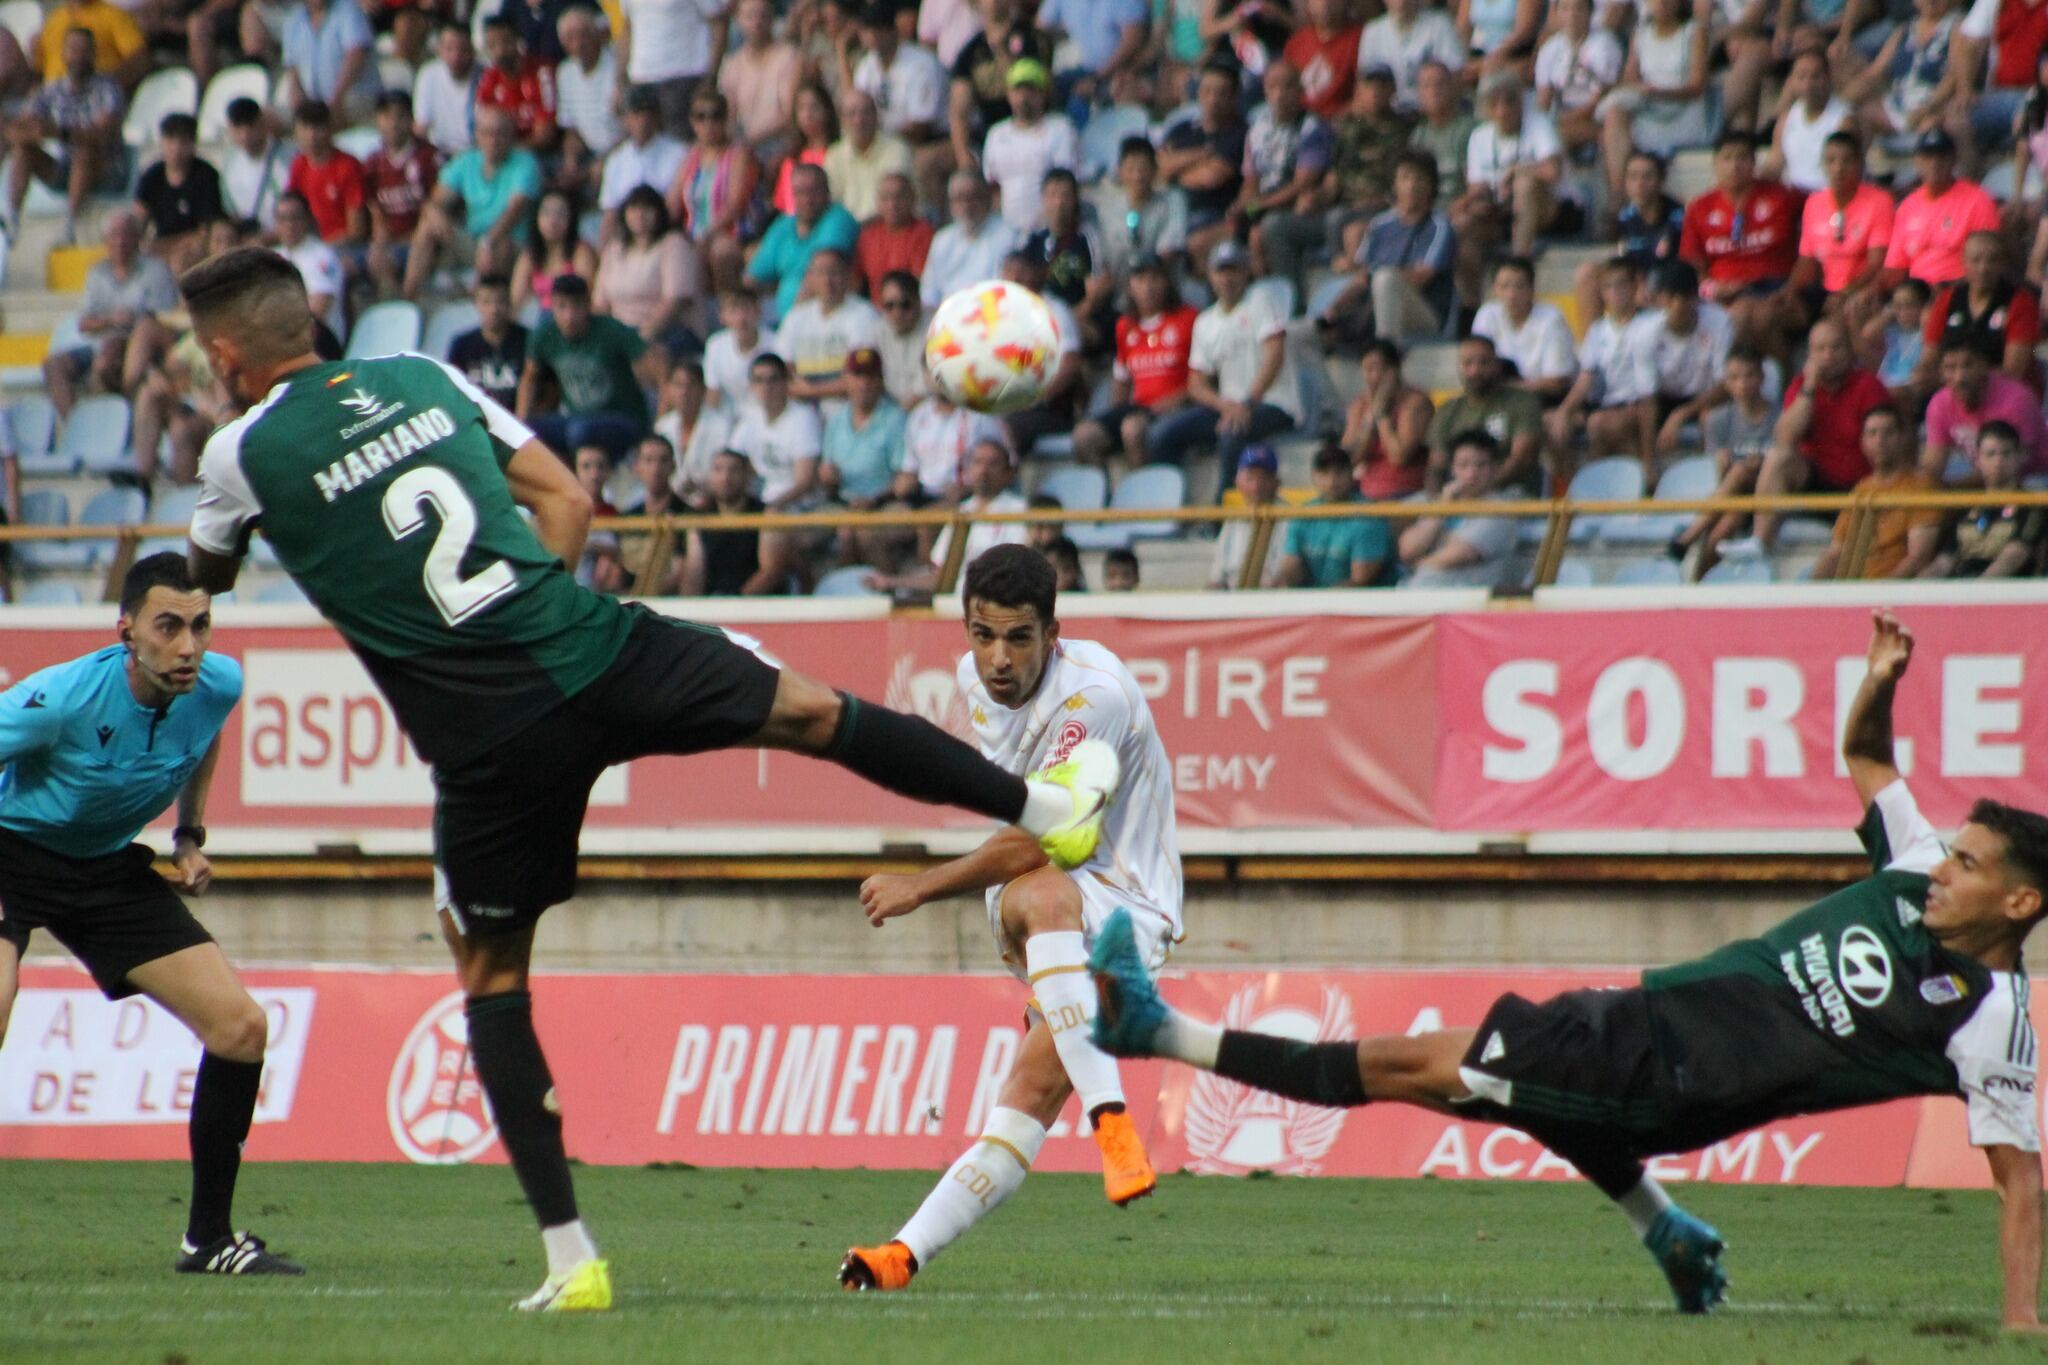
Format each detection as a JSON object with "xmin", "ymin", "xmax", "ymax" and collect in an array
[
  {"xmin": 1093, "ymin": 609, "xmax": 2048, "ymax": 1329},
  {"xmin": 174, "ymin": 247, "xmax": 1120, "ymax": 1313}
]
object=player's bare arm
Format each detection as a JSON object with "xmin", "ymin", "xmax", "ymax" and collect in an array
[
  {"xmin": 504, "ymin": 438, "xmax": 594, "ymax": 567},
  {"xmin": 172, "ymin": 734, "xmax": 223, "ymax": 894},
  {"xmin": 859, "ymin": 827, "xmax": 1046, "ymax": 927},
  {"xmin": 1986, "ymin": 1142, "xmax": 2046, "ymax": 1331},
  {"xmin": 1842, "ymin": 608, "xmax": 1912, "ymax": 807}
]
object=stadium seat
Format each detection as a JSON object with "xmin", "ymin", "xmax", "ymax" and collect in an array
[
  {"xmin": 377, "ymin": 56, "xmax": 415, "ymax": 94},
  {"xmin": 150, "ymin": 483, "xmax": 205, "ymax": 527},
  {"xmin": 1701, "ymin": 556, "xmax": 1774, "ymax": 584},
  {"xmin": 123, "ymin": 69, "xmax": 199, "ymax": 150},
  {"xmin": 421, "ymin": 300, "xmax": 481, "ymax": 360},
  {"xmin": 517, "ymin": 296, "xmax": 544, "ymax": 329},
  {"xmin": 7, "ymin": 394, "xmax": 58, "ymax": 463},
  {"xmin": 198, "ymin": 65, "xmax": 271, "ymax": 144},
  {"xmin": 811, "ymin": 564, "xmax": 883, "ymax": 597},
  {"xmin": 255, "ymin": 578, "xmax": 314, "ymax": 605},
  {"xmin": 1078, "ymin": 105, "xmax": 1148, "ymax": 182},
  {"xmin": 1519, "ymin": 456, "xmax": 1641, "ymax": 546},
  {"xmin": 15, "ymin": 491, "xmax": 91, "ymax": 571},
  {"xmin": 347, "ymin": 301, "xmax": 423, "ymax": 358},
  {"xmin": 57, "ymin": 395, "xmax": 133, "ymax": 478},
  {"xmin": 1402, "ymin": 342, "xmax": 1460, "ymax": 394},
  {"xmin": 1036, "ymin": 465, "xmax": 1107, "ymax": 513},
  {"xmin": 1552, "ymin": 557, "xmax": 1596, "ymax": 587},
  {"xmin": 333, "ymin": 126, "xmax": 382, "ymax": 160},
  {"xmin": 16, "ymin": 579, "xmax": 84, "ymax": 605},
  {"xmin": 1611, "ymin": 556, "xmax": 1684, "ymax": 587},
  {"xmin": 0, "ymin": 0, "xmax": 39, "ymax": 47},
  {"xmin": 1248, "ymin": 277, "xmax": 1297, "ymax": 320},
  {"xmin": 1073, "ymin": 464, "xmax": 1184, "ymax": 550},
  {"xmin": 1602, "ymin": 455, "xmax": 1715, "ymax": 544},
  {"xmin": 1305, "ymin": 272, "xmax": 1350, "ymax": 323},
  {"xmin": 1778, "ymin": 516, "xmax": 1835, "ymax": 547},
  {"xmin": 79, "ymin": 487, "xmax": 147, "ymax": 565}
]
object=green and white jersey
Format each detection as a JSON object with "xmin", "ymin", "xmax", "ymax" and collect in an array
[
  {"xmin": 1642, "ymin": 780, "xmax": 2038, "ymax": 1152},
  {"xmin": 190, "ymin": 353, "xmax": 635, "ymax": 768}
]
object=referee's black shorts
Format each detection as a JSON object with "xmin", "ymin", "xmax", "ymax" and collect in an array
[
  {"xmin": 0, "ymin": 826, "xmax": 214, "ymax": 998},
  {"xmin": 432, "ymin": 605, "xmax": 782, "ymax": 933}
]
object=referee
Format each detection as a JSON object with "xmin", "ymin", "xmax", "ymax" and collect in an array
[{"xmin": 0, "ymin": 553, "xmax": 300, "ymax": 1276}]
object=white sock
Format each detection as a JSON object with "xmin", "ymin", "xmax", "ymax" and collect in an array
[
  {"xmin": 895, "ymin": 1106, "xmax": 1045, "ymax": 1267},
  {"xmin": 1616, "ymin": 1175, "xmax": 1672, "ymax": 1241},
  {"xmin": 1026, "ymin": 931, "xmax": 1124, "ymax": 1114},
  {"xmin": 1017, "ymin": 782, "xmax": 1075, "ymax": 838},
  {"xmin": 1156, "ymin": 1010, "xmax": 1224, "ymax": 1069},
  {"xmin": 541, "ymin": 1219, "xmax": 600, "ymax": 1276}
]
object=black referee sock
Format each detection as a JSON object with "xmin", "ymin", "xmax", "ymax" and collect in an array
[
  {"xmin": 824, "ymin": 691, "xmax": 1029, "ymax": 823},
  {"xmin": 187, "ymin": 1051, "xmax": 262, "ymax": 1246},
  {"xmin": 1214, "ymin": 1033, "xmax": 1371, "ymax": 1108},
  {"xmin": 465, "ymin": 990, "xmax": 579, "ymax": 1228}
]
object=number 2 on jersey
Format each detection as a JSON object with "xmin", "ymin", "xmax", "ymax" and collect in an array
[{"xmin": 380, "ymin": 466, "xmax": 517, "ymax": 625}]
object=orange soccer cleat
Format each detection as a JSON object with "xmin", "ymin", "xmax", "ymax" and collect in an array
[
  {"xmin": 1093, "ymin": 1108, "xmax": 1157, "ymax": 1207},
  {"xmin": 838, "ymin": 1241, "xmax": 918, "ymax": 1292}
]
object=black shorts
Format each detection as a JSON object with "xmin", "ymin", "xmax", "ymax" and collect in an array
[
  {"xmin": 433, "ymin": 605, "xmax": 781, "ymax": 932},
  {"xmin": 0, "ymin": 827, "xmax": 213, "ymax": 998},
  {"xmin": 1457, "ymin": 987, "xmax": 1668, "ymax": 1142}
]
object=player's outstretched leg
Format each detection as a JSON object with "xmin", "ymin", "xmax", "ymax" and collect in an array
[{"xmin": 127, "ymin": 945, "xmax": 304, "ymax": 1276}]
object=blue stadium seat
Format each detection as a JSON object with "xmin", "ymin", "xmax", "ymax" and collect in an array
[
  {"xmin": 150, "ymin": 483, "xmax": 205, "ymax": 527},
  {"xmin": 1035, "ymin": 465, "xmax": 1107, "ymax": 513},
  {"xmin": 58, "ymin": 396, "xmax": 133, "ymax": 478},
  {"xmin": 7, "ymin": 395, "xmax": 58, "ymax": 468},
  {"xmin": 255, "ymin": 578, "xmax": 314, "ymax": 605},
  {"xmin": 123, "ymin": 68, "xmax": 198, "ymax": 150},
  {"xmin": 1072, "ymin": 465, "xmax": 1184, "ymax": 550},
  {"xmin": 1702, "ymin": 556, "xmax": 1774, "ymax": 584},
  {"xmin": 1611, "ymin": 556, "xmax": 1684, "ymax": 587},
  {"xmin": 811, "ymin": 564, "xmax": 884, "ymax": 597},
  {"xmin": 79, "ymin": 487, "xmax": 148, "ymax": 565},
  {"xmin": 16, "ymin": 579, "xmax": 84, "ymax": 605},
  {"xmin": 421, "ymin": 301, "xmax": 480, "ymax": 361},
  {"xmin": 1564, "ymin": 456, "xmax": 1644, "ymax": 544},
  {"xmin": 1078, "ymin": 105, "xmax": 1149, "ymax": 182},
  {"xmin": 15, "ymin": 491, "xmax": 90, "ymax": 570},
  {"xmin": 1552, "ymin": 557, "xmax": 1596, "ymax": 587},
  {"xmin": 347, "ymin": 301, "xmax": 424, "ymax": 359},
  {"xmin": 197, "ymin": 64, "xmax": 270, "ymax": 144},
  {"xmin": 1602, "ymin": 455, "xmax": 1716, "ymax": 544}
]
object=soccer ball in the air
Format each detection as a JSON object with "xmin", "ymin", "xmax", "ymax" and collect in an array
[{"xmin": 924, "ymin": 280, "xmax": 1060, "ymax": 415}]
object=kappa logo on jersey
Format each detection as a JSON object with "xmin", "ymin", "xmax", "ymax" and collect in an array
[
  {"xmin": 1063, "ymin": 694, "xmax": 1090, "ymax": 713},
  {"xmin": 1185, "ymin": 985, "xmax": 1353, "ymax": 1176},
  {"xmin": 882, "ymin": 655, "xmax": 971, "ymax": 739},
  {"xmin": 1837, "ymin": 926, "xmax": 1894, "ymax": 1009},
  {"xmin": 1920, "ymin": 974, "xmax": 1967, "ymax": 1006},
  {"xmin": 386, "ymin": 989, "xmax": 500, "ymax": 1165}
]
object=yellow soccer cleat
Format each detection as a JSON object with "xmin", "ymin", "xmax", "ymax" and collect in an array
[
  {"xmin": 514, "ymin": 1258, "xmax": 613, "ymax": 1313},
  {"xmin": 1028, "ymin": 739, "xmax": 1120, "ymax": 871},
  {"xmin": 1092, "ymin": 1108, "xmax": 1158, "ymax": 1207}
]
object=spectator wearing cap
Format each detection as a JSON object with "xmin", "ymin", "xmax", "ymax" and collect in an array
[
  {"xmin": 279, "ymin": 0, "xmax": 381, "ymax": 127},
  {"xmin": 1280, "ymin": 445, "xmax": 1391, "ymax": 587},
  {"xmin": 1095, "ymin": 137, "xmax": 1190, "ymax": 292},
  {"xmin": 747, "ymin": 162, "xmax": 860, "ymax": 322},
  {"xmin": 1209, "ymin": 444, "xmax": 1287, "ymax": 588},
  {"xmin": 363, "ymin": 90, "xmax": 439, "ymax": 298},
  {"xmin": 921, "ymin": 171, "xmax": 1016, "ymax": 306},
  {"xmin": 1340, "ymin": 337, "xmax": 1435, "ymax": 500},
  {"xmin": 774, "ymin": 246, "xmax": 882, "ymax": 410},
  {"xmin": 404, "ymin": 106, "xmax": 543, "ymax": 298},
  {"xmin": 602, "ymin": 85, "xmax": 688, "ymax": 241},
  {"xmin": 1158, "ymin": 60, "xmax": 1247, "ymax": 264},
  {"xmin": 477, "ymin": 14, "xmax": 560, "ymax": 154},
  {"xmin": 1473, "ymin": 255, "xmax": 1576, "ymax": 402},
  {"xmin": 1025, "ymin": 169, "xmax": 1114, "ymax": 351},
  {"xmin": 1880, "ymin": 130, "xmax": 2001, "ymax": 290},
  {"xmin": 855, "ymin": 173, "xmax": 933, "ymax": 300},
  {"xmin": 872, "ymin": 269, "xmax": 929, "ymax": 409},
  {"xmin": 1357, "ymin": 0, "xmax": 1464, "ymax": 114},
  {"xmin": 1398, "ymin": 429, "xmax": 1518, "ymax": 589},
  {"xmin": 828, "ymin": 90, "xmax": 915, "ymax": 223},
  {"xmin": 1284, "ymin": 0, "xmax": 1363, "ymax": 122},
  {"xmin": 1320, "ymin": 63, "xmax": 1414, "ymax": 251},
  {"xmin": 1074, "ymin": 255, "xmax": 1198, "ymax": 467},
  {"xmin": 848, "ymin": 4, "xmax": 947, "ymax": 147},
  {"xmin": 720, "ymin": 0, "xmax": 802, "ymax": 154},
  {"xmin": 1461, "ymin": 71, "xmax": 1577, "ymax": 272},
  {"xmin": 554, "ymin": 5, "xmax": 623, "ymax": 199},
  {"xmin": 132, "ymin": 113, "xmax": 223, "ymax": 272},
  {"xmin": 1239, "ymin": 61, "xmax": 1335, "ymax": 294},
  {"xmin": 1318, "ymin": 149, "xmax": 1454, "ymax": 345},
  {"xmin": 821, "ymin": 346, "xmax": 910, "ymax": 563},
  {"xmin": 616, "ymin": 0, "xmax": 731, "ymax": 137},
  {"xmin": 518, "ymin": 272, "xmax": 661, "ymax": 461},
  {"xmin": 1927, "ymin": 422, "xmax": 2048, "ymax": 578},
  {"xmin": 1677, "ymin": 130, "xmax": 1803, "ymax": 358},
  {"xmin": 682, "ymin": 448, "xmax": 793, "ymax": 596},
  {"xmin": 1920, "ymin": 232, "xmax": 2042, "ymax": 391},
  {"xmin": 596, "ymin": 184, "xmax": 707, "ymax": 354},
  {"xmin": 286, "ymin": 100, "xmax": 368, "ymax": 248},
  {"xmin": 1921, "ymin": 335, "xmax": 2047, "ymax": 483},
  {"xmin": 1152, "ymin": 241, "xmax": 1304, "ymax": 497},
  {"xmin": 1748, "ymin": 317, "xmax": 1893, "ymax": 552},
  {"xmin": 1787, "ymin": 132, "xmax": 1892, "ymax": 325},
  {"xmin": 980, "ymin": 59, "xmax": 1078, "ymax": 235},
  {"xmin": 412, "ymin": 21, "xmax": 480, "ymax": 159},
  {"xmin": 1532, "ymin": 0, "xmax": 1620, "ymax": 164},
  {"xmin": 3, "ymin": 28, "xmax": 122, "ymax": 243},
  {"xmin": 1426, "ymin": 334, "xmax": 1544, "ymax": 489},
  {"xmin": 1628, "ymin": 260, "xmax": 1734, "ymax": 458}
]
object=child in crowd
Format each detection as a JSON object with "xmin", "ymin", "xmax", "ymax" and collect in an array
[
  {"xmin": 1863, "ymin": 277, "xmax": 1929, "ymax": 400},
  {"xmin": 1547, "ymin": 258, "xmax": 1650, "ymax": 472},
  {"xmin": 574, "ymin": 443, "xmax": 620, "ymax": 517},
  {"xmin": 1669, "ymin": 347, "xmax": 1777, "ymax": 571}
]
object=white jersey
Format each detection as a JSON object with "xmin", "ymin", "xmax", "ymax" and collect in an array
[{"xmin": 959, "ymin": 638, "xmax": 1183, "ymax": 937}]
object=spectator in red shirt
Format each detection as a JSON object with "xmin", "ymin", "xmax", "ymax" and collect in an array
[
  {"xmin": 1677, "ymin": 130, "xmax": 1802, "ymax": 358},
  {"xmin": 285, "ymin": 99, "xmax": 367, "ymax": 247},
  {"xmin": 1750, "ymin": 317, "xmax": 1894, "ymax": 550},
  {"xmin": 363, "ymin": 88, "xmax": 439, "ymax": 299},
  {"xmin": 476, "ymin": 13, "xmax": 557, "ymax": 153},
  {"xmin": 1070, "ymin": 255, "xmax": 1199, "ymax": 468},
  {"xmin": 1282, "ymin": 0, "xmax": 1362, "ymax": 121},
  {"xmin": 1919, "ymin": 230, "xmax": 2042, "ymax": 391},
  {"xmin": 853, "ymin": 171, "xmax": 934, "ymax": 301}
]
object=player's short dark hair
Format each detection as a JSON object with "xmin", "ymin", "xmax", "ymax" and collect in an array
[
  {"xmin": 1968, "ymin": 800, "xmax": 2048, "ymax": 895},
  {"xmin": 294, "ymin": 99, "xmax": 333, "ymax": 128},
  {"xmin": 1978, "ymin": 419, "xmax": 2021, "ymax": 449},
  {"xmin": 120, "ymin": 552, "xmax": 199, "ymax": 616},
  {"xmin": 226, "ymin": 96, "xmax": 262, "ymax": 127},
  {"xmin": 1393, "ymin": 149, "xmax": 1439, "ymax": 194},
  {"xmin": 551, "ymin": 272, "xmax": 591, "ymax": 302},
  {"xmin": 178, "ymin": 246, "xmax": 313, "ymax": 343},
  {"xmin": 159, "ymin": 112, "xmax": 197, "ymax": 140},
  {"xmin": 1198, "ymin": 58, "xmax": 1240, "ymax": 87},
  {"xmin": 964, "ymin": 544, "xmax": 1057, "ymax": 625},
  {"xmin": 638, "ymin": 433, "xmax": 674, "ymax": 459},
  {"xmin": 1449, "ymin": 428, "xmax": 1502, "ymax": 462}
]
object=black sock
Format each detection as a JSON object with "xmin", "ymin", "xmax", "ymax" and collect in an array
[
  {"xmin": 465, "ymin": 990, "xmax": 578, "ymax": 1228},
  {"xmin": 187, "ymin": 1051, "xmax": 261, "ymax": 1246},
  {"xmin": 1214, "ymin": 1033, "xmax": 1370, "ymax": 1108},
  {"xmin": 824, "ymin": 691, "xmax": 1028, "ymax": 823}
]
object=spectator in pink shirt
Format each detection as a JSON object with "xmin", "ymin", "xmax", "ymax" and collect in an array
[
  {"xmin": 1881, "ymin": 129, "xmax": 1999, "ymax": 289},
  {"xmin": 1921, "ymin": 337, "xmax": 2047, "ymax": 484},
  {"xmin": 1789, "ymin": 132, "xmax": 1891, "ymax": 314}
]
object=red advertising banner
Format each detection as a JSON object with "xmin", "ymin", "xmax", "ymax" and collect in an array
[
  {"xmin": 0, "ymin": 963, "xmax": 2016, "ymax": 1190},
  {"xmin": 1433, "ymin": 602, "xmax": 2048, "ymax": 832}
]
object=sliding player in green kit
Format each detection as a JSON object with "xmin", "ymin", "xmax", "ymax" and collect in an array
[
  {"xmin": 1093, "ymin": 610, "xmax": 2047, "ymax": 1329},
  {"xmin": 175, "ymin": 248, "xmax": 1122, "ymax": 1313}
]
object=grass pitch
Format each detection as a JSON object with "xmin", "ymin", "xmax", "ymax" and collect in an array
[{"xmin": 4, "ymin": 1162, "xmax": 2044, "ymax": 1363}]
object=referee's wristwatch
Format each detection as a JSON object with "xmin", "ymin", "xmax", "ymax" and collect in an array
[{"xmin": 173, "ymin": 825, "xmax": 207, "ymax": 848}]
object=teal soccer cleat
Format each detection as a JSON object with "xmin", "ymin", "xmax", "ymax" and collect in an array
[
  {"xmin": 1088, "ymin": 908, "xmax": 1167, "ymax": 1058},
  {"xmin": 1644, "ymin": 1206, "xmax": 1728, "ymax": 1314}
]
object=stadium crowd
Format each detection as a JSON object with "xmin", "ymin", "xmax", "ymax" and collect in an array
[{"xmin": 1, "ymin": 0, "xmax": 2046, "ymax": 598}]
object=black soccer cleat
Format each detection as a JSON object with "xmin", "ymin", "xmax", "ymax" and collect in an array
[{"xmin": 176, "ymin": 1230, "xmax": 306, "ymax": 1276}]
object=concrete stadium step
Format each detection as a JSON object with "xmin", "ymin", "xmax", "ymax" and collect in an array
[
  {"xmin": 1535, "ymin": 244, "xmax": 1609, "ymax": 295},
  {"xmin": 1, "ymin": 288, "xmax": 89, "ymax": 335}
]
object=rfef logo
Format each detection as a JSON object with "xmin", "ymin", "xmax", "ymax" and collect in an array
[{"xmin": 387, "ymin": 990, "xmax": 498, "ymax": 1164}]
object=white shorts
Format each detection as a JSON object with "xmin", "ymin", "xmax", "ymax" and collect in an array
[{"xmin": 986, "ymin": 869, "xmax": 1179, "ymax": 988}]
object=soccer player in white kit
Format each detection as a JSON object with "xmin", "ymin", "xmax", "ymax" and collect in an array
[{"xmin": 840, "ymin": 545, "xmax": 1183, "ymax": 1291}]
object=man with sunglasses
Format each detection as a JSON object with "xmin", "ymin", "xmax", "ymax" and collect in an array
[{"xmin": 1789, "ymin": 131, "xmax": 1892, "ymax": 324}]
